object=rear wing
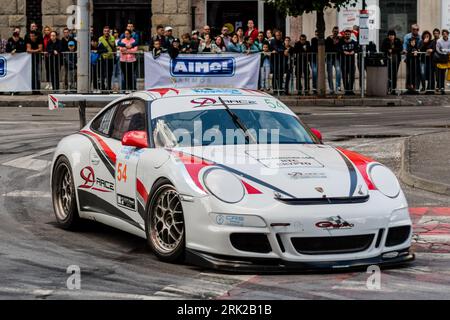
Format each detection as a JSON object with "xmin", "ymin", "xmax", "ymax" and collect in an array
[{"xmin": 48, "ymin": 94, "xmax": 125, "ymax": 128}]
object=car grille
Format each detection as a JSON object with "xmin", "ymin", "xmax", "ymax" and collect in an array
[
  {"xmin": 291, "ymin": 234, "xmax": 375, "ymax": 255},
  {"xmin": 385, "ymin": 226, "xmax": 411, "ymax": 247},
  {"xmin": 230, "ymin": 233, "xmax": 272, "ymax": 253}
]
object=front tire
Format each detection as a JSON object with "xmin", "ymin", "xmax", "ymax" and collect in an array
[
  {"xmin": 145, "ymin": 179, "xmax": 185, "ymax": 262},
  {"xmin": 52, "ymin": 156, "xmax": 80, "ymax": 229}
]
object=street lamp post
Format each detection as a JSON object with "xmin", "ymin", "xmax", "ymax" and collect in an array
[{"xmin": 77, "ymin": 0, "xmax": 90, "ymax": 94}]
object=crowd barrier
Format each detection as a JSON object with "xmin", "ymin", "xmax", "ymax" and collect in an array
[{"xmin": 1, "ymin": 51, "xmax": 448, "ymax": 95}]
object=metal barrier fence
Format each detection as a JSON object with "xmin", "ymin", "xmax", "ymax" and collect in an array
[{"xmin": 10, "ymin": 51, "xmax": 450, "ymax": 95}]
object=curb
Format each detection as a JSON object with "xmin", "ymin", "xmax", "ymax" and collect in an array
[{"xmin": 399, "ymin": 135, "xmax": 450, "ymax": 196}]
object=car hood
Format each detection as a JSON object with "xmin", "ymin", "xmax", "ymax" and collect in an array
[{"xmin": 172, "ymin": 144, "xmax": 370, "ymax": 199}]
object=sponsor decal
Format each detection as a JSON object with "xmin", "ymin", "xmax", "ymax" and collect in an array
[
  {"xmin": 216, "ymin": 214, "xmax": 245, "ymax": 226},
  {"xmin": 190, "ymin": 97, "xmax": 217, "ymax": 108},
  {"xmin": 0, "ymin": 57, "xmax": 6, "ymax": 78},
  {"xmin": 117, "ymin": 194, "xmax": 136, "ymax": 210},
  {"xmin": 120, "ymin": 146, "xmax": 145, "ymax": 160},
  {"xmin": 170, "ymin": 57, "xmax": 235, "ymax": 77},
  {"xmin": 79, "ymin": 166, "xmax": 114, "ymax": 192},
  {"xmin": 315, "ymin": 215, "xmax": 355, "ymax": 230},
  {"xmin": 191, "ymin": 88, "xmax": 242, "ymax": 95},
  {"xmin": 288, "ymin": 172, "xmax": 327, "ymax": 179}
]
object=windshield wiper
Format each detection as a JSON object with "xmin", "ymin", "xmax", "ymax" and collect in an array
[{"xmin": 218, "ymin": 96, "xmax": 257, "ymax": 144}]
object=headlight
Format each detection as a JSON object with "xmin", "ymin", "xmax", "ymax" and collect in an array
[
  {"xmin": 203, "ymin": 168, "xmax": 245, "ymax": 203},
  {"xmin": 368, "ymin": 164, "xmax": 400, "ymax": 198}
]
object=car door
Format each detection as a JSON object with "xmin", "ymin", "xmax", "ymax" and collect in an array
[{"xmin": 109, "ymin": 99, "xmax": 147, "ymax": 225}]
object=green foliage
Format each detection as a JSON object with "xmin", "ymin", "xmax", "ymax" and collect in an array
[{"xmin": 266, "ymin": 0, "xmax": 358, "ymax": 16}]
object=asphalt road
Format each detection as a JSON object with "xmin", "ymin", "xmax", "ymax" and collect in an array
[{"xmin": 0, "ymin": 104, "xmax": 449, "ymax": 299}]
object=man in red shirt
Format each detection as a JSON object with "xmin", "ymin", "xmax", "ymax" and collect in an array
[{"xmin": 245, "ymin": 20, "xmax": 258, "ymax": 41}]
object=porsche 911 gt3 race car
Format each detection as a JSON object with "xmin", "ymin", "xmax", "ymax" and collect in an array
[{"xmin": 50, "ymin": 88, "xmax": 414, "ymax": 271}]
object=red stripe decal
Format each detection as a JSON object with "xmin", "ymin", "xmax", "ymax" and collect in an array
[
  {"xmin": 170, "ymin": 150, "xmax": 213, "ymax": 192},
  {"xmin": 242, "ymin": 180, "xmax": 263, "ymax": 194},
  {"xmin": 80, "ymin": 130, "xmax": 117, "ymax": 164},
  {"xmin": 148, "ymin": 88, "xmax": 180, "ymax": 97},
  {"xmin": 136, "ymin": 179, "xmax": 148, "ymax": 203},
  {"xmin": 337, "ymin": 147, "xmax": 376, "ymax": 190}
]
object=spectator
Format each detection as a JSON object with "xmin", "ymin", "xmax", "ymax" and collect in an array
[
  {"xmin": 164, "ymin": 26, "xmax": 175, "ymax": 48},
  {"xmin": 381, "ymin": 30, "xmax": 403, "ymax": 95},
  {"xmin": 236, "ymin": 27, "xmax": 245, "ymax": 45},
  {"xmin": 403, "ymin": 24, "xmax": 422, "ymax": 52},
  {"xmin": 98, "ymin": 26, "xmax": 116, "ymax": 91},
  {"xmin": 325, "ymin": 26, "xmax": 342, "ymax": 94},
  {"xmin": 25, "ymin": 22, "xmax": 42, "ymax": 43},
  {"xmin": 151, "ymin": 25, "xmax": 165, "ymax": 49},
  {"xmin": 338, "ymin": 29, "xmax": 359, "ymax": 95},
  {"xmin": 6, "ymin": 30, "xmax": 26, "ymax": 53},
  {"xmin": 435, "ymin": 29, "xmax": 450, "ymax": 95},
  {"xmin": 90, "ymin": 37, "xmax": 106, "ymax": 92},
  {"xmin": 220, "ymin": 26, "xmax": 231, "ymax": 47},
  {"xmin": 42, "ymin": 26, "xmax": 52, "ymax": 86},
  {"xmin": 420, "ymin": 31, "xmax": 435, "ymax": 94},
  {"xmin": 266, "ymin": 29, "xmax": 274, "ymax": 44},
  {"xmin": 180, "ymin": 33, "xmax": 193, "ymax": 53},
  {"xmin": 245, "ymin": 20, "xmax": 258, "ymax": 41},
  {"xmin": 191, "ymin": 30, "xmax": 200, "ymax": 53},
  {"xmin": 47, "ymin": 31, "xmax": 62, "ymax": 92},
  {"xmin": 259, "ymin": 43, "xmax": 271, "ymax": 91},
  {"xmin": 61, "ymin": 27, "xmax": 77, "ymax": 90},
  {"xmin": 282, "ymin": 36, "xmax": 294, "ymax": 95},
  {"xmin": 270, "ymin": 30, "xmax": 284, "ymax": 94},
  {"xmin": 215, "ymin": 36, "xmax": 227, "ymax": 52},
  {"xmin": 120, "ymin": 22, "xmax": 140, "ymax": 47},
  {"xmin": 198, "ymin": 34, "xmax": 221, "ymax": 53},
  {"xmin": 294, "ymin": 34, "xmax": 311, "ymax": 94},
  {"xmin": 112, "ymin": 29, "xmax": 122, "ymax": 92},
  {"xmin": 432, "ymin": 28, "xmax": 441, "ymax": 91},
  {"xmin": 66, "ymin": 41, "xmax": 77, "ymax": 91},
  {"xmin": 433, "ymin": 28, "xmax": 441, "ymax": 42},
  {"xmin": 0, "ymin": 37, "xmax": 7, "ymax": 53},
  {"xmin": 26, "ymin": 30, "xmax": 43, "ymax": 93},
  {"xmin": 405, "ymin": 37, "xmax": 421, "ymax": 94},
  {"xmin": 151, "ymin": 39, "xmax": 166, "ymax": 59},
  {"xmin": 201, "ymin": 25, "xmax": 211, "ymax": 40},
  {"xmin": 254, "ymin": 31, "xmax": 266, "ymax": 51},
  {"xmin": 168, "ymin": 38, "xmax": 181, "ymax": 59},
  {"xmin": 227, "ymin": 34, "xmax": 243, "ymax": 53},
  {"xmin": 119, "ymin": 29, "xmax": 138, "ymax": 91},
  {"xmin": 242, "ymin": 36, "xmax": 259, "ymax": 54}
]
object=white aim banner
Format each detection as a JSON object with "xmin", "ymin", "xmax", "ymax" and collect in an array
[
  {"xmin": 0, "ymin": 53, "xmax": 32, "ymax": 92},
  {"xmin": 144, "ymin": 53, "xmax": 260, "ymax": 89}
]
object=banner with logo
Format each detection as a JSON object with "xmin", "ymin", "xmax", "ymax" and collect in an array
[
  {"xmin": 0, "ymin": 53, "xmax": 32, "ymax": 92},
  {"xmin": 144, "ymin": 53, "xmax": 260, "ymax": 89}
]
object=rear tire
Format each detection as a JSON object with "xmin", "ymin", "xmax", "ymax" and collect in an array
[
  {"xmin": 145, "ymin": 179, "xmax": 185, "ymax": 262},
  {"xmin": 52, "ymin": 156, "xmax": 80, "ymax": 229}
]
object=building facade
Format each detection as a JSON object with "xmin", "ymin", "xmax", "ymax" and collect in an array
[{"xmin": 0, "ymin": 0, "xmax": 446, "ymax": 46}]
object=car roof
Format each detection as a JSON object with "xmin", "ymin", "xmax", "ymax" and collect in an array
[{"xmin": 130, "ymin": 88, "xmax": 273, "ymax": 101}]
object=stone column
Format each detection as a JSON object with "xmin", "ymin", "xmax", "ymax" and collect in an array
[
  {"xmin": 152, "ymin": 0, "xmax": 191, "ymax": 37},
  {"xmin": 42, "ymin": 0, "xmax": 76, "ymax": 34},
  {"xmin": 0, "ymin": 0, "xmax": 27, "ymax": 39}
]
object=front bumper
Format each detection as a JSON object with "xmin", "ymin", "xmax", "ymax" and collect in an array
[{"xmin": 185, "ymin": 248, "xmax": 415, "ymax": 273}]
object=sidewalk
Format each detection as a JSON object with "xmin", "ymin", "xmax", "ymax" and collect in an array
[
  {"xmin": 400, "ymin": 131, "xmax": 450, "ymax": 196},
  {"xmin": 2, "ymin": 93, "xmax": 450, "ymax": 108}
]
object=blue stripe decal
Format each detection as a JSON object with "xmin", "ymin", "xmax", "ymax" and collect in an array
[{"xmin": 336, "ymin": 149, "xmax": 358, "ymax": 197}]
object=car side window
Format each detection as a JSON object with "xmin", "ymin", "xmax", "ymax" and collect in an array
[
  {"xmin": 110, "ymin": 99, "xmax": 146, "ymax": 140},
  {"xmin": 90, "ymin": 105, "xmax": 117, "ymax": 136}
]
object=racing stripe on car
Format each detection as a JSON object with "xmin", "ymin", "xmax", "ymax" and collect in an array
[
  {"xmin": 136, "ymin": 178, "xmax": 149, "ymax": 219},
  {"xmin": 78, "ymin": 131, "xmax": 116, "ymax": 177},
  {"xmin": 170, "ymin": 150, "xmax": 294, "ymax": 198},
  {"xmin": 335, "ymin": 148, "xmax": 358, "ymax": 196},
  {"xmin": 337, "ymin": 147, "xmax": 376, "ymax": 191},
  {"xmin": 80, "ymin": 130, "xmax": 117, "ymax": 164},
  {"xmin": 77, "ymin": 189, "xmax": 144, "ymax": 231}
]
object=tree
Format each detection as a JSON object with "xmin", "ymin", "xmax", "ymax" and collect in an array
[{"xmin": 267, "ymin": 0, "xmax": 358, "ymax": 96}]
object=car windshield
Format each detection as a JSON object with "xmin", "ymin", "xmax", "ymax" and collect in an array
[{"xmin": 151, "ymin": 109, "xmax": 315, "ymax": 147}]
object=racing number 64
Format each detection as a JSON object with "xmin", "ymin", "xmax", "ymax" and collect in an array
[{"xmin": 117, "ymin": 162, "xmax": 127, "ymax": 182}]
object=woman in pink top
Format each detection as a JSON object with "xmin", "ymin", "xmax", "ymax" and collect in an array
[{"xmin": 119, "ymin": 29, "xmax": 138, "ymax": 91}]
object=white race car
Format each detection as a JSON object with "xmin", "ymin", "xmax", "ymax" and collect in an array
[{"xmin": 50, "ymin": 88, "xmax": 414, "ymax": 271}]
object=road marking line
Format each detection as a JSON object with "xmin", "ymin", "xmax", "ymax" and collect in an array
[
  {"xmin": 2, "ymin": 148, "xmax": 54, "ymax": 171},
  {"xmin": 1, "ymin": 190, "xmax": 51, "ymax": 198}
]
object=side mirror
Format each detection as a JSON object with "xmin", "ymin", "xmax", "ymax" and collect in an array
[
  {"xmin": 310, "ymin": 128, "xmax": 323, "ymax": 141},
  {"xmin": 122, "ymin": 130, "xmax": 149, "ymax": 149}
]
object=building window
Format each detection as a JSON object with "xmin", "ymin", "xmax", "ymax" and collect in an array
[
  {"xmin": 26, "ymin": 0, "xmax": 42, "ymax": 28},
  {"xmin": 206, "ymin": 0, "xmax": 259, "ymax": 35},
  {"xmin": 379, "ymin": 0, "xmax": 417, "ymax": 40}
]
